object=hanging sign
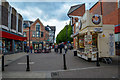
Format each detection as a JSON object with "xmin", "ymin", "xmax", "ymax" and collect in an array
[{"xmin": 92, "ymin": 14, "xmax": 101, "ymax": 25}]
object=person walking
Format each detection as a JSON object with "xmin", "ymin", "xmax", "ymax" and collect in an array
[
  {"xmin": 60, "ymin": 43, "xmax": 62, "ymax": 54},
  {"xmin": 64, "ymin": 44, "xmax": 68, "ymax": 54},
  {"xmin": 27, "ymin": 46, "xmax": 29, "ymax": 53},
  {"xmin": 30, "ymin": 46, "xmax": 33, "ymax": 53},
  {"xmin": 55, "ymin": 44, "xmax": 58, "ymax": 53}
]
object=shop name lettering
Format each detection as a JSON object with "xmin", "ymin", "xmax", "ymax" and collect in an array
[{"xmin": 94, "ymin": 28, "xmax": 103, "ymax": 32}]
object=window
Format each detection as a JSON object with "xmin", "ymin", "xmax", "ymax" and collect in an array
[
  {"xmin": 41, "ymin": 32, "xmax": 43, "ymax": 37},
  {"xmin": 23, "ymin": 32, "xmax": 26, "ymax": 37},
  {"xmin": 32, "ymin": 31, "xmax": 35, "ymax": 37},
  {"xmin": 36, "ymin": 31, "xmax": 40, "ymax": 37},
  {"xmin": 36, "ymin": 23, "xmax": 40, "ymax": 31}
]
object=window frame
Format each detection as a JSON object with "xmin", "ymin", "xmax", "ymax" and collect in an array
[
  {"xmin": 32, "ymin": 31, "xmax": 36, "ymax": 37},
  {"xmin": 41, "ymin": 32, "xmax": 44, "ymax": 37},
  {"xmin": 36, "ymin": 31, "xmax": 40, "ymax": 37},
  {"xmin": 36, "ymin": 23, "xmax": 40, "ymax": 31}
]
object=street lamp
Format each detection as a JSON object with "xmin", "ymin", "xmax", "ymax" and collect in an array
[
  {"xmin": 23, "ymin": 22, "xmax": 30, "ymax": 52},
  {"xmin": 63, "ymin": 23, "xmax": 68, "ymax": 70},
  {"xmin": 28, "ymin": 22, "xmax": 31, "ymax": 52}
]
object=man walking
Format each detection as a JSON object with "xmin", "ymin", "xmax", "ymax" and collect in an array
[
  {"xmin": 30, "ymin": 46, "xmax": 33, "ymax": 53},
  {"xmin": 60, "ymin": 43, "xmax": 62, "ymax": 54},
  {"xmin": 64, "ymin": 44, "xmax": 68, "ymax": 54}
]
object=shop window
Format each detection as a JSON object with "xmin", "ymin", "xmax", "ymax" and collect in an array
[
  {"xmin": 41, "ymin": 32, "xmax": 43, "ymax": 37},
  {"xmin": 23, "ymin": 32, "xmax": 27, "ymax": 37}
]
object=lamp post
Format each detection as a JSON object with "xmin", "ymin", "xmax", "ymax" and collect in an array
[
  {"xmin": 28, "ymin": 22, "xmax": 30, "ymax": 52},
  {"xmin": 63, "ymin": 23, "xmax": 68, "ymax": 70}
]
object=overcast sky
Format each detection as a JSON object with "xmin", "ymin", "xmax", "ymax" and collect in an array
[{"xmin": 7, "ymin": 0, "xmax": 98, "ymax": 38}]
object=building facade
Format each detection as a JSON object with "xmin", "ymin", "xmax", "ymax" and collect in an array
[
  {"xmin": 89, "ymin": 0, "xmax": 120, "ymax": 55},
  {"xmin": 68, "ymin": 0, "xmax": 120, "ymax": 55},
  {"xmin": 0, "ymin": 1, "xmax": 26, "ymax": 54},
  {"xmin": 23, "ymin": 18, "xmax": 49, "ymax": 50},
  {"xmin": 45, "ymin": 25, "xmax": 56, "ymax": 46},
  {"xmin": 67, "ymin": 3, "xmax": 85, "ymax": 49}
]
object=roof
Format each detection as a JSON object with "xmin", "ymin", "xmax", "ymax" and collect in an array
[
  {"xmin": 89, "ymin": 1, "xmax": 99, "ymax": 10},
  {"xmin": 24, "ymin": 20, "xmax": 33, "ymax": 25},
  {"xmin": 45, "ymin": 25, "xmax": 56, "ymax": 31},
  {"xmin": 23, "ymin": 20, "xmax": 33, "ymax": 28},
  {"xmin": 67, "ymin": 3, "xmax": 85, "ymax": 15}
]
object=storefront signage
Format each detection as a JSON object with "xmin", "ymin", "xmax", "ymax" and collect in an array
[
  {"xmin": 109, "ymin": 34, "xmax": 114, "ymax": 56},
  {"xmin": 71, "ymin": 32, "xmax": 79, "ymax": 37},
  {"xmin": 92, "ymin": 14, "xmax": 101, "ymax": 25},
  {"xmin": 94, "ymin": 28, "xmax": 103, "ymax": 32}
]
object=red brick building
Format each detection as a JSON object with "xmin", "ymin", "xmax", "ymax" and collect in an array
[
  {"xmin": 89, "ymin": 0, "xmax": 119, "ymax": 25},
  {"xmin": 23, "ymin": 18, "xmax": 49, "ymax": 49}
]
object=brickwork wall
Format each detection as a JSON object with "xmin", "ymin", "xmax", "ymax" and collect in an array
[
  {"xmin": 90, "ymin": 1, "xmax": 119, "ymax": 25},
  {"xmin": 23, "ymin": 19, "xmax": 49, "ymax": 46}
]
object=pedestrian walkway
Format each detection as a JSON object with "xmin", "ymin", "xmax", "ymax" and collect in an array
[
  {"xmin": 4, "ymin": 52, "xmax": 28, "ymax": 66},
  {"xmin": 0, "ymin": 54, "xmax": 3, "ymax": 59},
  {"xmin": 2, "ymin": 71, "xmax": 51, "ymax": 78},
  {"xmin": 2, "ymin": 50, "xmax": 119, "ymax": 78}
]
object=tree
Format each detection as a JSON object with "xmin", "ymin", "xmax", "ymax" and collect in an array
[{"xmin": 56, "ymin": 23, "xmax": 73, "ymax": 44}]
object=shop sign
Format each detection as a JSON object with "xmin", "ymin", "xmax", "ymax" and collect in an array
[
  {"xmin": 109, "ymin": 34, "xmax": 114, "ymax": 56},
  {"xmin": 92, "ymin": 14, "xmax": 101, "ymax": 25},
  {"xmin": 94, "ymin": 28, "xmax": 103, "ymax": 32}
]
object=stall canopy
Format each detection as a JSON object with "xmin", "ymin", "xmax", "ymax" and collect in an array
[
  {"xmin": 115, "ymin": 25, "xmax": 120, "ymax": 34},
  {"xmin": 0, "ymin": 30, "xmax": 27, "ymax": 41}
]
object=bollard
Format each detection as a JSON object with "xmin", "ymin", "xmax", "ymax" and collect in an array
[
  {"xmin": 96, "ymin": 52, "xmax": 100, "ymax": 66},
  {"xmin": 63, "ymin": 54, "xmax": 67, "ymax": 70},
  {"xmin": 26, "ymin": 55, "xmax": 30, "ymax": 71},
  {"xmin": 74, "ymin": 51, "xmax": 77, "ymax": 56},
  {"xmin": 2, "ymin": 55, "xmax": 4, "ymax": 71}
]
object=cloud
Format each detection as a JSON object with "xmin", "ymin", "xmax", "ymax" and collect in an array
[
  {"xmin": 42, "ymin": 19, "xmax": 70, "ymax": 38},
  {"xmin": 15, "ymin": 6, "xmax": 43, "ymax": 21},
  {"xmin": 8, "ymin": 2, "xmax": 82, "ymax": 38}
]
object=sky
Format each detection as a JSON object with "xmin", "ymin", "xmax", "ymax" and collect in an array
[{"xmin": 7, "ymin": 0, "xmax": 98, "ymax": 38}]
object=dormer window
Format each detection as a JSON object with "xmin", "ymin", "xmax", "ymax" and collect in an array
[{"xmin": 36, "ymin": 23, "xmax": 40, "ymax": 31}]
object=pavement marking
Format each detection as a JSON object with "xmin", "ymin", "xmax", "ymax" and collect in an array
[
  {"xmin": 55, "ymin": 66, "xmax": 100, "ymax": 72},
  {"xmin": 17, "ymin": 62, "xmax": 35, "ymax": 64},
  {"xmin": 31, "ymin": 66, "xmax": 116, "ymax": 73}
]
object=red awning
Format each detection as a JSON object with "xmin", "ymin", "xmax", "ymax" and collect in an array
[
  {"xmin": 0, "ymin": 30, "xmax": 27, "ymax": 41},
  {"xmin": 115, "ymin": 25, "xmax": 120, "ymax": 34}
]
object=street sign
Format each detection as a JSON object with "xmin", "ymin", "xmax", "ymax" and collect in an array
[{"xmin": 94, "ymin": 28, "xmax": 103, "ymax": 32}]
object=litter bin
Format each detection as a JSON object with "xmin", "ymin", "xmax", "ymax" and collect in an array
[{"xmin": 74, "ymin": 51, "xmax": 77, "ymax": 56}]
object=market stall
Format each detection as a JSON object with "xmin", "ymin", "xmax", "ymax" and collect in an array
[{"xmin": 71, "ymin": 11, "xmax": 115, "ymax": 62}]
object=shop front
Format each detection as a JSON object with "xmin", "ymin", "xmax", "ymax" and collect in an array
[
  {"xmin": 72, "ymin": 11, "xmax": 115, "ymax": 61},
  {"xmin": 0, "ymin": 30, "xmax": 27, "ymax": 54},
  {"xmin": 33, "ymin": 41, "xmax": 43, "ymax": 53},
  {"xmin": 115, "ymin": 25, "xmax": 120, "ymax": 55}
]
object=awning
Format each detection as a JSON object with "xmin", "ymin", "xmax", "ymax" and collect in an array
[
  {"xmin": 0, "ymin": 30, "xmax": 27, "ymax": 41},
  {"xmin": 71, "ymin": 32, "xmax": 79, "ymax": 37},
  {"xmin": 115, "ymin": 25, "xmax": 120, "ymax": 34}
]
